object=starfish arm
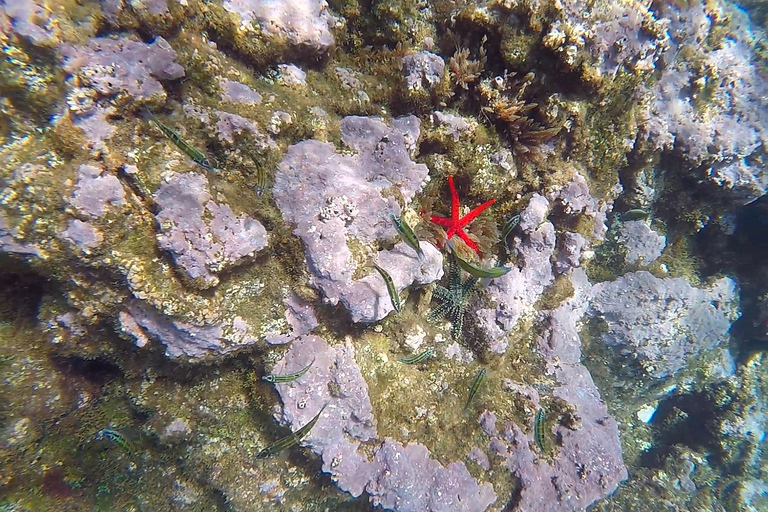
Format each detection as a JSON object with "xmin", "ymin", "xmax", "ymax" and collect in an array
[
  {"xmin": 448, "ymin": 176, "xmax": 460, "ymax": 223},
  {"xmin": 428, "ymin": 301, "xmax": 453, "ymax": 321},
  {"xmin": 430, "ymin": 215, "xmax": 454, "ymax": 228},
  {"xmin": 455, "ymin": 199, "xmax": 496, "ymax": 229},
  {"xmin": 455, "ymin": 229, "xmax": 481, "ymax": 255}
]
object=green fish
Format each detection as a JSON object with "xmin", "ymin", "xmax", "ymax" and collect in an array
[
  {"xmin": 256, "ymin": 403, "xmax": 329, "ymax": 459},
  {"xmin": 390, "ymin": 214, "xmax": 424, "ymax": 260},
  {"xmin": 621, "ymin": 209, "xmax": 649, "ymax": 221},
  {"xmin": 501, "ymin": 214, "xmax": 520, "ymax": 252},
  {"xmin": 142, "ymin": 109, "xmax": 217, "ymax": 172},
  {"xmin": 464, "ymin": 368, "xmax": 487, "ymax": 411},
  {"xmin": 534, "ymin": 408, "xmax": 547, "ymax": 452},
  {"xmin": 96, "ymin": 428, "xmax": 132, "ymax": 456},
  {"xmin": 262, "ymin": 358, "xmax": 315, "ymax": 383},
  {"xmin": 447, "ymin": 241, "xmax": 511, "ymax": 279},
  {"xmin": 372, "ymin": 263, "xmax": 402, "ymax": 313},
  {"xmin": 399, "ymin": 347, "xmax": 435, "ymax": 364}
]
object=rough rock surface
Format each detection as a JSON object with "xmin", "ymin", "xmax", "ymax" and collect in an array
[
  {"xmin": 476, "ymin": 194, "xmax": 556, "ymax": 353},
  {"xmin": 475, "ymin": 270, "xmax": 628, "ymax": 511},
  {"xmin": 220, "ymin": 79, "xmax": 262, "ymax": 105},
  {"xmin": 270, "ymin": 335, "xmax": 496, "ymax": 511},
  {"xmin": 0, "ymin": 213, "xmax": 39, "ymax": 256},
  {"xmin": 69, "ymin": 164, "xmax": 126, "ymax": 218},
  {"xmin": 119, "ymin": 299, "xmax": 258, "ymax": 358},
  {"xmin": 273, "ymin": 116, "xmax": 438, "ymax": 321},
  {"xmin": 402, "ymin": 51, "xmax": 445, "ymax": 91},
  {"xmin": 589, "ymin": 271, "xmax": 739, "ymax": 380},
  {"xmin": 1, "ymin": 0, "xmax": 57, "ymax": 45},
  {"xmin": 222, "ymin": 0, "xmax": 335, "ymax": 55},
  {"xmin": 60, "ymin": 36, "xmax": 185, "ymax": 102},
  {"xmin": 554, "ymin": 231, "xmax": 587, "ymax": 274},
  {"xmin": 263, "ymin": 293, "xmax": 319, "ymax": 345},
  {"xmin": 616, "ymin": 220, "xmax": 666, "ymax": 265},
  {"xmin": 60, "ymin": 219, "xmax": 103, "ymax": 252},
  {"xmin": 154, "ymin": 172, "xmax": 268, "ymax": 289}
]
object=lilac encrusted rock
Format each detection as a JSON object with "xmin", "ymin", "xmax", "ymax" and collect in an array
[
  {"xmin": 1, "ymin": 0, "xmax": 56, "ymax": 45},
  {"xmin": 402, "ymin": 51, "xmax": 445, "ymax": 91},
  {"xmin": 468, "ymin": 447, "xmax": 491, "ymax": 471},
  {"xmin": 271, "ymin": 335, "xmax": 377, "ymax": 497},
  {"xmin": 222, "ymin": 0, "xmax": 335, "ymax": 55},
  {"xmin": 119, "ymin": 299, "xmax": 259, "ymax": 358},
  {"xmin": 264, "ymin": 293, "xmax": 319, "ymax": 345},
  {"xmin": 69, "ymin": 164, "xmax": 126, "ymax": 219},
  {"xmin": 616, "ymin": 220, "xmax": 666, "ymax": 265},
  {"xmin": 551, "ymin": 172, "xmax": 610, "ymax": 241},
  {"xmin": 214, "ymin": 111, "xmax": 273, "ymax": 150},
  {"xmin": 154, "ymin": 172, "xmax": 268, "ymax": 288},
  {"xmin": 60, "ymin": 36, "xmax": 185, "ymax": 102},
  {"xmin": 484, "ymin": 268, "xmax": 628, "ymax": 512},
  {"xmin": 554, "ymin": 231, "xmax": 587, "ymax": 274},
  {"xmin": 589, "ymin": 271, "xmax": 739, "ymax": 380},
  {"xmin": 475, "ymin": 194, "xmax": 556, "ymax": 353},
  {"xmin": 270, "ymin": 335, "xmax": 496, "ymax": 510},
  {"xmin": 0, "ymin": 213, "xmax": 39, "ymax": 256},
  {"xmin": 61, "ymin": 219, "xmax": 103, "ymax": 251},
  {"xmin": 273, "ymin": 116, "xmax": 437, "ymax": 319},
  {"xmin": 366, "ymin": 439, "xmax": 496, "ymax": 512},
  {"xmin": 220, "ymin": 79, "xmax": 263, "ymax": 106},
  {"xmin": 341, "ymin": 241, "xmax": 443, "ymax": 323}
]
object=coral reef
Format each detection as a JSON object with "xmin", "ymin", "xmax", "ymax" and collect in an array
[{"xmin": 1, "ymin": 0, "xmax": 767, "ymax": 511}]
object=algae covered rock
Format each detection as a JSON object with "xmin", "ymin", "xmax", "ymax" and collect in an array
[{"xmin": 589, "ymin": 271, "xmax": 739, "ymax": 381}]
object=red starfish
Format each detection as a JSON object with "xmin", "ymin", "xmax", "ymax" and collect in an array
[{"xmin": 430, "ymin": 176, "xmax": 495, "ymax": 256}]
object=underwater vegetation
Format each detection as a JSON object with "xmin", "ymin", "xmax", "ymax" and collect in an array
[{"xmin": 0, "ymin": 0, "xmax": 767, "ymax": 511}]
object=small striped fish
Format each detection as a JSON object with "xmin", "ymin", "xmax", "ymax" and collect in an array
[
  {"xmin": 399, "ymin": 347, "xmax": 435, "ymax": 364},
  {"xmin": 262, "ymin": 358, "xmax": 315, "ymax": 383},
  {"xmin": 372, "ymin": 263, "xmax": 402, "ymax": 313},
  {"xmin": 256, "ymin": 403, "xmax": 328, "ymax": 459},
  {"xmin": 464, "ymin": 368, "xmax": 487, "ymax": 411},
  {"xmin": 390, "ymin": 214, "xmax": 424, "ymax": 260}
]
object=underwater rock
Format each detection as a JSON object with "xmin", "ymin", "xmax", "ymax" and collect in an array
[
  {"xmin": 68, "ymin": 164, "xmax": 126, "ymax": 219},
  {"xmin": 641, "ymin": 2, "xmax": 768, "ymax": 203},
  {"xmin": 271, "ymin": 335, "xmax": 377, "ymax": 497},
  {"xmin": 273, "ymin": 116, "xmax": 433, "ymax": 318},
  {"xmin": 120, "ymin": 299, "xmax": 258, "ymax": 358},
  {"xmin": 214, "ymin": 111, "xmax": 273, "ymax": 149},
  {"xmin": 402, "ymin": 51, "xmax": 445, "ymax": 91},
  {"xmin": 221, "ymin": 0, "xmax": 336, "ymax": 56},
  {"xmin": 264, "ymin": 293, "xmax": 319, "ymax": 345},
  {"xmin": 154, "ymin": 172, "xmax": 268, "ymax": 289},
  {"xmin": 367, "ymin": 439, "xmax": 497, "ymax": 512},
  {"xmin": 616, "ymin": 220, "xmax": 665, "ymax": 265},
  {"xmin": 0, "ymin": 212, "xmax": 39, "ymax": 256},
  {"xmin": 220, "ymin": 79, "xmax": 262, "ymax": 106},
  {"xmin": 476, "ymin": 194, "xmax": 556, "ymax": 354},
  {"xmin": 433, "ymin": 111, "xmax": 472, "ymax": 141},
  {"xmin": 1, "ymin": 0, "xmax": 58, "ymax": 46},
  {"xmin": 554, "ymin": 231, "xmax": 587, "ymax": 274},
  {"xmin": 341, "ymin": 241, "xmax": 442, "ymax": 323},
  {"xmin": 512, "ymin": 268, "xmax": 628, "ymax": 512},
  {"xmin": 551, "ymin": 171, "xmax": 611, "ymax": 241},
  {"xmin": 60, "ymin": 219, "xmax": 103, "ymax": 252},
  {"xmin": 60, "ymin": 35, "xmax": 185, "ymax": 102},
  {"xmin": 272, "ymin": 335, "xmax": 496, "ymax": 510},
  {"xmin": 589, "ymin": 271, "xmax": 739, "ymax": 380}
]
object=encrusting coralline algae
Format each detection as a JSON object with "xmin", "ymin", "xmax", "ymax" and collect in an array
[{"xmin": 0, "ymin": 0, "xmax": 766, "ymax": 510}]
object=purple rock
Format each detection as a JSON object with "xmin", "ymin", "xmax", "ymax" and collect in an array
[
  {"xmin": 119, "ymin": 299, "xmax": 259, "ymax": 358},
  {"xmin": 154, "ymin": 172, "xmax": 268, "ymax": 288},
  {"xmin": 221, "ymin": 0, "xmax": 335, "ymax": 55},
  {"xmin": 475, "ymin": 195, "xmax": 556, "ymax": 353},
  {"xmin": 72, "ymin": 106, "xmax": 117, "ymax": 147},
  {"xmin": 271, "ymin": 335, "xmax": 377, "ymax": 497},
  {"xmin": 589, "ymin": 271, "xmax": 739, "ymax": 380},
  {"xmin": 366, "ymin": 439, "xmax": 497, "ymax": 512},
  {"xmin": 220, "ymin": 79, "xmax": 263, "ymax": 105},
  {"xmin": 69, "ymin": 164, "xmax": 126, "ymax": 218},
  {"xmin": 264, "ymin": 293, "xmax": 319, "ymax": 345},
  {"xmin": 616, "ymin": 220, "xmax": 665, "ymax": 265},
  {"xmin": 60, "ymin": 36, "xmax": 185, "ymax": 102},
  {"xmin": 468, "ymin": 447, "xmax": 491, "ymax": 471},
  {"xmin": 273, "ymin": 116, "xmax": 434, "ymax": 317},
  {"xmin": 554, "ymin": 231, "xmax": 587, "ymax": 275},
  {"xmin": 402, "ymin": 51, "xmax": 445, "ymax": 90},
  {"xmin": 1, "ymin": 0, "xmax": 55, "ymax": 45},
  {"xmin": 551, "ymin": 172, "xmax": 610, "ymax": 241},
  {"xmin": 0, "ymin": 212, "xmax": 39, "ymax": 256},
  {"xmin": 61, "ymin": 219, "xmax": 103, "ymax": 251},
  {"xmin": 214, "ymin": 111, "xmax": 273, "ymax": 149},
  {"xmin": 478, "ymin": 410, "xmax": 498, "ymax": 438}
]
